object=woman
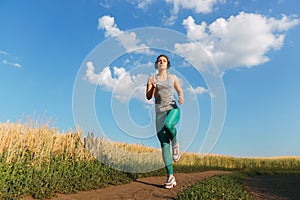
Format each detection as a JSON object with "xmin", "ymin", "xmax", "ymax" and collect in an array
[{"xmin": 146, "ymin": 54, "xmax": 184, "ymax": 189}]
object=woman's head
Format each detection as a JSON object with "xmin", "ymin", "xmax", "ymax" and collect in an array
[{"xmin": 155, "ymin": 54, "xmax": 170, "ymax": 69}]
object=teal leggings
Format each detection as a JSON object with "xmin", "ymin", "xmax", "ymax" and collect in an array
[{"xmin": 156, "ymin": 108, "xmax": 180, "ymax": 175}]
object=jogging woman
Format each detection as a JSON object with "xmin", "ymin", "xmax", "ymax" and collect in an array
[{"xmin": 146, "ymin": 54, "xmax": 184, "ymax": 189}]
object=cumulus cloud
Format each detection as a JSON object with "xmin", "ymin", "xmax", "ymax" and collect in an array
[
  {"xmin": 188, "ymin": 86, "xmax": 209, "ymax": 95},
  {"xmin": 98, "ymin": 15, "xmax": 153, "ymax": 54},
  {"xmin": 187, "ymin": 85, "xmax": 216, "ymax": 98},
  {"xmin": 176, "ymin": 12, "xmax": 299, "ymax": 72},
  {"xmin": 84, "ymin": 61, "xmax": 149, "ymax": 103},
  {"xmin": 268, "ymin": 14, "xmax": 300, "ymax": 32},
  {"xmin": 84, "ymin": 61, "xmax": 209, "ymax": 103},
  {"xmin": 84, "ymin": 61, "xmax": 117, "ymax": 90},
  {"xmin": 164, "ymin": 0, "xmax": 224, "ymax": 25},
  {"xmin": 166, "ymin": 0, "xmax": 223, "ymax": 14}
]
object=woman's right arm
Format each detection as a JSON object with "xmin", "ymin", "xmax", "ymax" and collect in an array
[{"xmin": 146, "ymin": 76, "xmax": 156, "ymax": 100}]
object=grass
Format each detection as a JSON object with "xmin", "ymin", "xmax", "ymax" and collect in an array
[
  {"xmin": 0, "ymin": 121, "xmax": 134, "ymax": 199},
  {"xmin": 1, "ymin": 120, "xmax": 300, "ymax": 199},
  {"xmin": 177, "ymin": 172, "xmax": 254, "ymax": 200}
]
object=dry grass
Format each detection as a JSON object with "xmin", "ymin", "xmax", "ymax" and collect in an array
[
  {"xmin": 1, "ymin": 120, "xmax": 299, "ymax": 172},
  {"xmin": 0, "ymin": 121, "xmax": 92, "ymax": 164}
]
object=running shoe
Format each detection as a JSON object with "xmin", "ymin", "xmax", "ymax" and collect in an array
[
  {"xmin": 172, "ymin": 143, "xmax": 181, "ymax": 162},
  {"xmin": 164, "ymin": 174, "xmax": 177, "ymax": 189}
]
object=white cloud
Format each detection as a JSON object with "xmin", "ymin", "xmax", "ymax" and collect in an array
[
  {"xmin": 0, "ymin": 50, "xmax": 9, "ymax": 56},
  {"xmin": 177, "ymin": 12, "xmax": 299, "ymax": 72},
  {"xmin": 99, "ymin": 1, "xmax": 111, "ymax": 9},
  {"xmin": 268, "ymin": 14, "xmax": 300, "ymax": 32},
  {"xmin": 188, "ymin": 86, "xmax": 209, "ymax": 95},
  {"xmin": 182, "ymin": 16, "xmax": 209, "ymax": 40},
  {"xmin": 84, "ymin": 61, "xmax": 149, "ymax": 103},
  {"xmin": 164, "ymin": 0, "xmax": 224, "ymax": 25},
  {"xmin": 98, "ymin": 15, "xmax": 153, "ymax": 54},
  {"xmin": 187, "ymin": 86, "xmax": 215, "ymax": 98},
  {"xmin": 1, "ymin": 50, "xmax": 21, "ymax": 68},
  {"xmin": 174, "ymin": 41, "xmax": 217, "ymax": 74},
  {"xmin": 2, "ymin": 60, "xmax": 21, "ymax": 68},
  {"xmin": 84, "ymin": 61, "xmax": 117, "ymax": 90},
  {"xmin": 98, "ymin": 15, "xmax": 122, "ymax": 37},
  {"xmin": 84, "ymin": 61, "xmax": 209, "ymax": 103},
  {"xmin": 130, "ymin": 0, "xmax": 154, "ymax": 9},
  {"xmin": 165, "ymin": 0, "xmax": 223, "ymax": 15},
  {"xmin": 162, "ymin": 13, "xmax": 178, "ymax": 26}
]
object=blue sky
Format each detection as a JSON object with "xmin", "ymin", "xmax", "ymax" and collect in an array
[{"xmin": 1, "ymin": 0, "xmax": 299, "ymax": 157}]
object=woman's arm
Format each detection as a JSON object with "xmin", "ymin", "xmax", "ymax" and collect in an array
[
  {"xmin": 146, "ymin": 76, "xmax": 156, "ymax": 100},
  {"xmin": 173, "ymin": 75, "xmax": 184, "ymax": 105}
]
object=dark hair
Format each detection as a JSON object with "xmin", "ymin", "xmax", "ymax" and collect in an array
[{"xmin": 155, "ymin": 54, "xmax": 171, "ymax": 69}]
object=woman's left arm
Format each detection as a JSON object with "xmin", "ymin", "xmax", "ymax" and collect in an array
[{"xmin": 173, "ymin": 75, "xmax": 184, "ymax": 105}]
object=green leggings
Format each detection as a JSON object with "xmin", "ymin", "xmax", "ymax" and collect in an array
[{"xmin": 156, "ymin": 108, "xmax": 180, "ymax": 175}]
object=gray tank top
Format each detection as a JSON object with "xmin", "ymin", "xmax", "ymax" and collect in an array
[{"xmin": 154, "ymin": 74, "xmax": 178, "ymax": 112}]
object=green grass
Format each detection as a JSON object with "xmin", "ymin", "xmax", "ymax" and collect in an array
[
  {"xmin": 177, "ymin": 172, "xmax": 254, "ymax": 200},
  {"xmin": 0, "ymin": 158, "xmax": 133, "ymax": 200},
  {"xmin": 1, "ymin": 121, "xmax": 300, "ymax": 199}
]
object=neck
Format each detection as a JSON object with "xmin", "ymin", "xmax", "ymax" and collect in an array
[{"xmin": 158, "ymin": 69, "xmax": 168, "ymax": 76}]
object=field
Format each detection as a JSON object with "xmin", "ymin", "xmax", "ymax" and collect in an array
[{"xmin": 1, "ymin": 121, "xmax": 300, "ymax": 199}]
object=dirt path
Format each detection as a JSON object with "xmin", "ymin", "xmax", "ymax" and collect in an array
[
  {"xmin": 49, "ymin": 171, "xmax": 230, "ymax": 200},
  {"xmin": 243, "ymin": 174, "xmax": 300, "ymax": 200}
]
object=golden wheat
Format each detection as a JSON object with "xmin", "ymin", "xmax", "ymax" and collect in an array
[
  {"xmin": 0, "ymin": 121, "xmax": 92, "ymax": 164},
  {"xmin": 1, "ymin": 121, "xmax": 299, "ymax": 171}
]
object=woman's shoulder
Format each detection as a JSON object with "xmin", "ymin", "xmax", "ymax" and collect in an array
[
  {"xmin": 169, "ymin": 74, "xmax": 179, "ymax": 81},
  {"xmin": 148, "ymin": 74, "xmax": 156, "ymax": 80}
]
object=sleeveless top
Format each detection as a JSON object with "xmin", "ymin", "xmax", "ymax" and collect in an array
[{"xmin": 154, "ymin": 74, "xmax": 178, "ymax": 112}]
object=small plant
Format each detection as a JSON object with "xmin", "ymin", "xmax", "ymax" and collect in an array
[
  {"xmin": 177, "ymin": 172, "xmax": 254, "ymax": 200},
  {"xmin": 1, "ymin": 120, "xmax": 300, "ymax": 199}
]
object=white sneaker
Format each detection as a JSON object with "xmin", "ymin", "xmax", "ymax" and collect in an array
[
  {"xmin": 172, "ymin": 144, "xmax": 181, "ymax": 162},
  {"xmin": 164, "ymin": 174, "xmax": 177, "ymax": 189}
]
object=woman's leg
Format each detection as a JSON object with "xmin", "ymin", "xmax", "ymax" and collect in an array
[
  {"xmin": 156, "ymin": 112, "xmax": 173, "ymax": 174},
  {"xmin": 164, "ymin": 108, "xmax": 180, "ymax": 145},
  {"xmin": 156, "ymin": 108, "xmax": 180, "ymax": 175}
]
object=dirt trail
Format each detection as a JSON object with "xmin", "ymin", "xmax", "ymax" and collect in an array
[
  {"xmin": 49, "ymin": 171, "xmax": 230, "ymax": 200},
  {"xmin": 243, "ymin": 174, "xmax": 300, "ymax": 200}
]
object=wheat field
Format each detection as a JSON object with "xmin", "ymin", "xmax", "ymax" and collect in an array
[{"xmin": 1, "ymin": 120, "xmax": 300, "ymax": 171}]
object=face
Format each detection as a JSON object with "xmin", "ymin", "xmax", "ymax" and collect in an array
[{"xmin": 156, "ymin": 56, "xmax": 168, "ymax": 69}]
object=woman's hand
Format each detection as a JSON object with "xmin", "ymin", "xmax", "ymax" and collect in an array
[
  {"xmin": 178, "ymin": 96, "xmax": 184, "ymax": 105},
  {"xmin": 148, "ymin": 76, "xmax": 156, "ymax": 88},
  {"xmin": 146, "ymin": 76, "xmax": 156, "ymax": 100}
]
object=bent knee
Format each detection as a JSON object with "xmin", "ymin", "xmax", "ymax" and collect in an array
[{"xmin": 164, "ymin": 123, "xmax": 175, "ymax": 131}]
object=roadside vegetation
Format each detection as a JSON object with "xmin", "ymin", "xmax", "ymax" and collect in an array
[
  {"xmin": 177, "ymin": 172, "xmax": 254, "ymax": 200},
  {"xmin": 1, "ymin": 121, "xmax": 299, "ymax": 199}
]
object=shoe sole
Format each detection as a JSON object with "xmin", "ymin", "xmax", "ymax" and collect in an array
[{"xmin": 164, "ymin": 181, "xmax": 177, "ymax": 189}]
